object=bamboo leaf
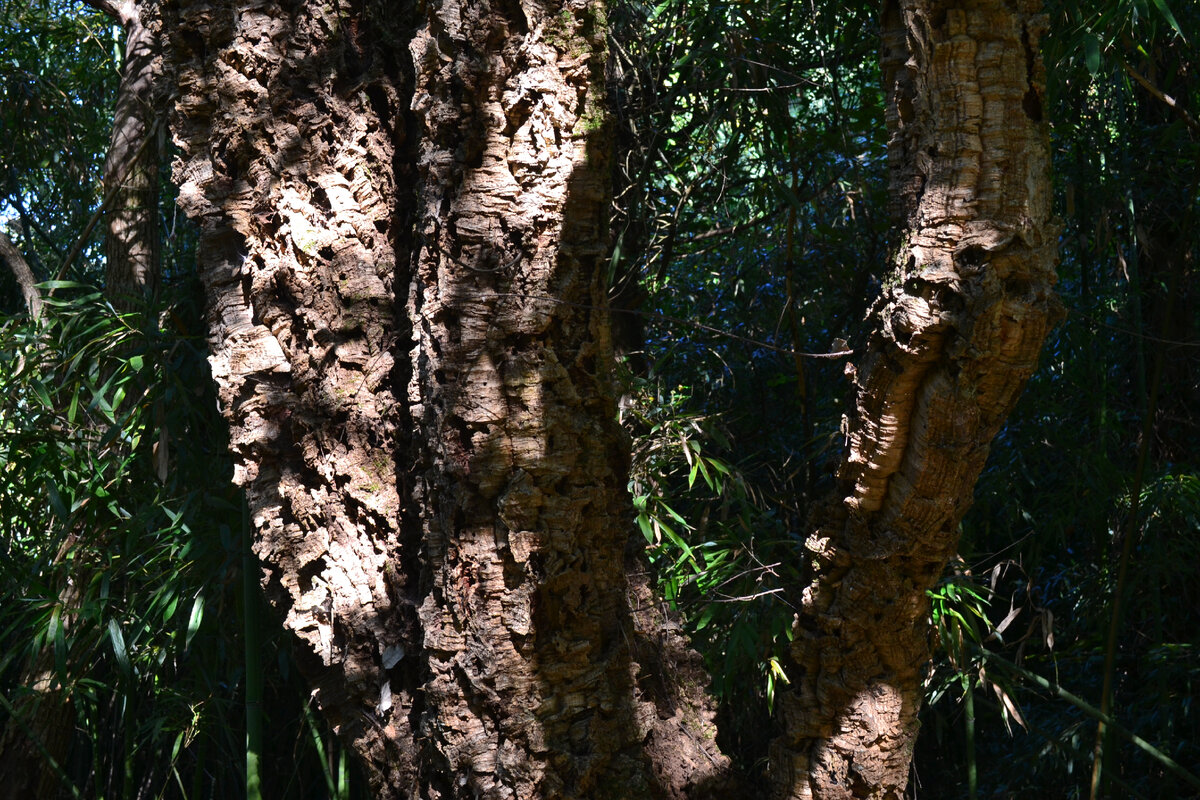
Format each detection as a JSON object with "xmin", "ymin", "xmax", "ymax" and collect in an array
[
  {"xmin": 638, "ymin": 513, "xmax": 656, "ymax": 544},
  {"xmin": 185, "ymin": 593, "xmax": 204, "ymax": 650},
  {"xmin": 1150, "ymin": 0, "xmax": 1186, "ymax": 40},
  {"xmin": 991, "ymin": 681, "xmax": 1027, "ymax": 731},
  {"xmin": 29, "ymin": 378, "xmax": 53, "ymax": 409},
  {"xmin": 49, "ymin": 604, "xmax": 66, "ymax": 677},
  {"xmin": 697, "ymin": 456, "xmax": 714, "ymax": 490},
  {"xmin": 1085, "ymin": 33, "xmax": 1101, "ymax": 75},
  {"xmin": 108, "ymin": 618, "xmax": 131, "ymax": 677}
]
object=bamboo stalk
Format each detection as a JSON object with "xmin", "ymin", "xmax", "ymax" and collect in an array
[
  {"xmin": 242, "ymin": 496, "xmax": 263, "ymax": 800},
  {"xmin": 976, "ymin": 648, "xmax": 1200, "ymax": 793}
]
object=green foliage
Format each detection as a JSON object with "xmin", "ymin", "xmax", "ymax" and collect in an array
[
  {"xmin": 616, "ymin": 0, "xmax": 1200, "ymax": 792},
  {"xmin": 609, "ymin": 0, "xmax": 889, "ymax": 770},
  {"xmin": 0, "ymin": 0, "xmax": 1195, "ymax": 794},
  {"xmin": 0, "ymin": 283, "xmax": 237, "ymax": 795},
  {"xmin": 1053, "ymin": 0, "xmax": 1188, "ymax": 77},
  {"xmin": 0, "ymin": 1, "xmax": 118, "ymax": 293},
  {"xmin": 0, "ymin": 5, "xmax": 358, "ymax": 796},
  {"xmin": 922, "ymin": 560, "xmax": 1049, "ymax": 799},
  {"xmin": 624, "ymin": 368, "xmax": 799, "ymax": 711},
  {"xmin": 0, "ymin": 284, "xmax": 357, "ymax": 798},
  {"xmin": 918, "ymin": 471, "xmax": 1200, "ymax": 799},
  {"xmin": 909, "ymin": 0, "xmax": 1200, "ymax": 794},
  {"xmin": 926, "ymin": 563, "xmax": 1028, "ymax": 731},
  {"xmin": 916, "ymin": 0, "xmax": 1200, "ymax": 778}
]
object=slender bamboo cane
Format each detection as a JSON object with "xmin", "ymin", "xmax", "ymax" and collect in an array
[{"xmin": 242, "ymin": 496, "xmax": 263, "ymax": 800}]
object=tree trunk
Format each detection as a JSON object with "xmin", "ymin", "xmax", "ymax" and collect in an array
[
  {"xmin": 98, "ymin": 0, "xmax": 164, "ymax": 307},
  {"xmin": 167, "ymin": 0, "xmax": 725, "ymax": 797},
  {"xmin": 769, "ymin": 2, "xmax": 1061, "ymax": 798}
]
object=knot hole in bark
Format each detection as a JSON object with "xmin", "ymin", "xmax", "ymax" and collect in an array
[{"xmin": 298, "ymin": 557, "xmax": 328, "ymax": 594}]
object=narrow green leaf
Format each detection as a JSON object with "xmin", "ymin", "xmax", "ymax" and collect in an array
[
  {"xmin": 185, "ymin": 593, "xmax": 204, "ymax": 649},
  {"xmin": 29, "ymin": 378, "xmax": 53, "ymax": 409},
  {"xmin": 49, "ymin": 605, "xmax": 66, "ymax": 677},
  {"xmin": 303, "ymin": 702, "xmax": 337, "ymax": 798},
  {"xmin": 169, "ymin": 729, "xmax": 186, "ymax": 765},
  {"xmin": 696, "ymin": 455, "xmax": 713, "ymax": 490},
  {"xmin": 1150, "ymin": 0, "xmax": 1186, "ymax": 40},
  {"xmin": 658, "ymin": 500, "xmax": 689, "ymax": 528},
  {"xmin": 46, "ymin": 481, "xmax": 68, "ymax": 519},
  {"xmin": 1085, "ymin": 34, "xmax": 1101, "ymax": 75},
  {"xmin": 637, "ymin": 513, "xmax": 656, "ymax": 544},
  {"xmin": 108, "ymin": 618, "xmax": 131, "ymax": 677}
]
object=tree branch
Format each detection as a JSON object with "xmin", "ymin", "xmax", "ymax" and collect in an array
[
  {"xmin": 689, "ymin": 205, "xmax": 784, "ymax": 243},
  {"xmin": 0, "ymin": 232, "xmax": 44, "ymax": 320},
  {"xmin": 1121, "ymin": 58, "xmax": 1200, "ymax": 137},
  {"xmin": 79, "ymin": 0, "xmax": 134, "ymax": 26},
  {"xmin": 7, "ymin": 193, "xmax": 62, "ymax": 264}
]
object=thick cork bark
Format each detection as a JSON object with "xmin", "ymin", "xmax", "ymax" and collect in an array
[
  {"xmin": 167, "ymin": 1, "xmax": 726, "ymax": 796},
  {"xmin": 770, "ymin": 2, "xmax": 1061, "ymax": 798},
  {"xmin": 170, "ymin": 1, "xmax": 420, "ymax": 790},
  {"xmin": 403, "ymin": 0, "xmax": 656, "ymax": 795}
]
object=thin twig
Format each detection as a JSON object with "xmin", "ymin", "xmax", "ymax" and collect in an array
[
  {"xmin": 478, "ymin": 292, "xmax": 855, "ymax": 359},
  {"xmin": 689, "ymin": 206, "xmax": 785, "ymax": 243},
  {"xmin": 709, "ymin": 587, "xmax": 786, "ymax": 603},
  {"xmin": 1067, "ymin": 306, "xmax": 1200, "ymax": 348}
]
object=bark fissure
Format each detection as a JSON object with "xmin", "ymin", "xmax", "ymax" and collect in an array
[{"xmin": 771, "ymin": 2, "xmax": 1061, "ymax": 798}]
